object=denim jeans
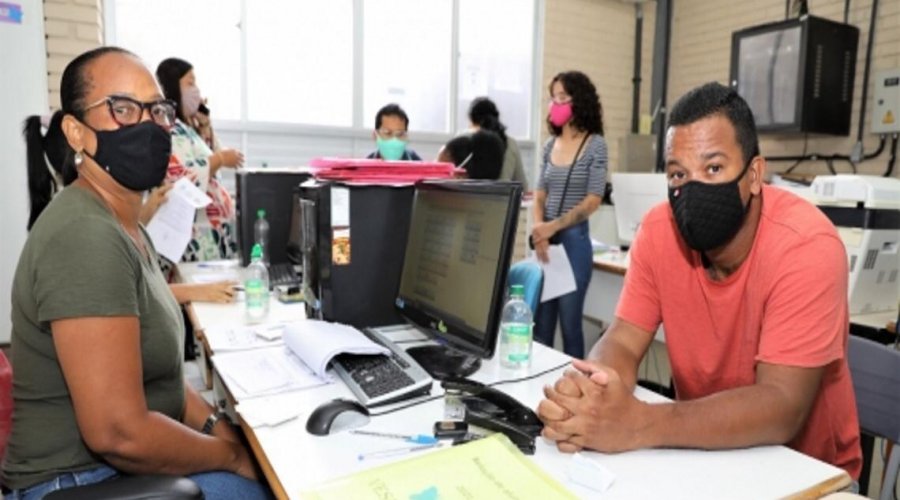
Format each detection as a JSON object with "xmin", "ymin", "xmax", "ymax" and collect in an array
[
  {"xmin": 5, "ymin": 465, "xmax": 272, "ymax": 500},
  {"xmin": 4, "ymin": 465, "xmax": 118, "ymax": 500},
  {"xmin": 534, "ymin": 221, "xmax": 593, "ymax": 359}
]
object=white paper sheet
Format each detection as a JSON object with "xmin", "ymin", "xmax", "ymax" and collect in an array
[
  {"xmin": 534, "ymin": 245, "xmax": 577, "ymax": 302},
  {"xmin": 203, "ymin": 322, "xmax": 288, "ymax": 352},
  {"xmin": 212, "ymin": 346, "xmax": 328, "ymax": 399},
  {"xmin": 283, "ymin": 320, "xmax": 390, "ymax": 380},
  {"xmin": 237, "ymin": 395, "xmax": 307, "ymax": 428},
  {"xmin": 145, "ymin": 178, "xmax": 212, "ymax": 262}
]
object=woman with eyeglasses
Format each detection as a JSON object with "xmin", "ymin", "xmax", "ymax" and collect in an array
[
  {"xmin": 532, "ymin": 70, "xmax": 608, "ymax": 359},
  {"xmin": 3, "ymin": 47, "xmax": 268, "ymax": 500},
  {"xmin": 156, "ymin": 57, "xmax": 243, "ymax": 266},
  {"xmin": 21, "ymin": 111, "xmax": 238, "ymax": 305}
]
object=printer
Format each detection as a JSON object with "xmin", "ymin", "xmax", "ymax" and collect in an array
[{"xmin": 809, "ymin": 175, "xmax": 900, "ymax": 315}]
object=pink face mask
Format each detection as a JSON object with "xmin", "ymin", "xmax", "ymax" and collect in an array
[{"xmin": 548, "ymin": 101, "xmax": 573, "ymax": 127}]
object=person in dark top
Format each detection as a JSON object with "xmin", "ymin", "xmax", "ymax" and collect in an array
[
  {"xmin": 366, "ymin": 103, "xmax": 422, "ymax": 161},
  {"xmin": 437, "ymin": 130, "xmax": 505, "ymax": 180}
]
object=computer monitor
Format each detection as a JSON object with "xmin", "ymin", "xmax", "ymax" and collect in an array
[
  {"xmin": 395, "ymin": 180, "xmax": 522, "ymax": 380},
  {"xmin": 611, "ymin": 173, "xmax": 668, "ymax": 247},
  {"xmin": 236, "ymin": 167, "xmax": 312, "ymax": 266}
]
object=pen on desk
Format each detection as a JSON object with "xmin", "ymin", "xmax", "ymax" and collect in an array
[
  {"xmin": 350, "ymin": 430, "xmax": 438, "ymax": 445},
  {"xmin": 357, "ymin": 443, "xmax": 441, "ymax": 461}
]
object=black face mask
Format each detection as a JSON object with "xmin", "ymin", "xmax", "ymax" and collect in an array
[
  {"xmin": 83, "ymin": 121, "xmax": 171, "ymax": 192},
  {"xmin": 668, "ymin": 160, "xmax": 753, "ymax": 252}
]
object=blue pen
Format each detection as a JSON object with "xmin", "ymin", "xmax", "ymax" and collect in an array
[
  {"xmin": 350, "ymin": 430, "xmax": 438, "ymax": 445},
  {"xmin": 357, "ymin": 442, "xmax": 441, "ymax": 461}
]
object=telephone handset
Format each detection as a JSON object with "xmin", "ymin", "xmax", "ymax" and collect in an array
[{"xmin": 441, "ymin": 378, "xmax": 544, "ymax": 455}]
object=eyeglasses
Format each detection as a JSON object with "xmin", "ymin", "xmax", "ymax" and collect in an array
[
  {"xmin": 82, "ymin": 95, "xmax": 177, "ymax": 128},
  {"xmin": 376, "ymin": 128, "xmax": 408, "ymax": 140}
]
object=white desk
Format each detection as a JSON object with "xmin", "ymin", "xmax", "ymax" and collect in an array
[{"xmin": 182, "ymin": 261, "xmax": 851, "ymax": 499}]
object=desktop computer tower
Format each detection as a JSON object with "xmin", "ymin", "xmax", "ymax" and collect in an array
[
  {"xmin": 235, "ymin": 167, "xmax": 313, "ymax": 266},
  {"xmin": 297, "ymin": 181, "xmax": 414, "ymax": 328}
]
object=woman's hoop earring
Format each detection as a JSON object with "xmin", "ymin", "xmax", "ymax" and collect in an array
[{"xmin": 74, "ymin": 151, "xmax": 83, "ymax": 166}]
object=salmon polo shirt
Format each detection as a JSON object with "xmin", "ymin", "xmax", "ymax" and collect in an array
[{"xmin": 616, "ymin": 184, "xmax": 862, "ymax": 479}]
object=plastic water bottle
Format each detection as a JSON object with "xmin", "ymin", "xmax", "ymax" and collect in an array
[
  {"xmin": 254, "ymin": 209, "xmax": 270, "ymax": 265},
  {"xmin": 244, "ymin": 243, "xmax": 270, "ymax": 323},
  {"xmin": 499, "ymin": 284, "xmax": 533, "ymax": 370}
]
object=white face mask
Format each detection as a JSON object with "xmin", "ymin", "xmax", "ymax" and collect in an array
[{"xmin": 182, "ymin": 85, "xmax": 202, "ymax": 117}]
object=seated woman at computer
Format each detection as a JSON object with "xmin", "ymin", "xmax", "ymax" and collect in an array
[
  {"xmin": 531, "ymin": 70, "xmax": 608, "ymax": 359},
  {"xmin": 537, "ymin": 83, "xmax": 862, "ymax": 481},
  {"xmin": 156, "ymin": 57, "xmax": 244, "ymax": 265},
  {"xmin": 367, "ymin": 103, "xmax": 423, "ymax": 161},
  {"xmin": 4, "ymin": 47, "xmax": 268, "ymax": 499},
  {"xmin": 437, "ymin": 130, "xmax": 505, "ymax": 180},
  {"xmin": 22, "ymin": 112, "xmax": 237, "ymax": 306}
]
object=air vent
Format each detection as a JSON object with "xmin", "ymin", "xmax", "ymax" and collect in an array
[
  {"xmin": 876, "ymin": 271, "xmax": 885, "ymax": 284},
  {"xmin": 889, "ymin": 270, "xmax": 898, "ymax": 283},
  {"xmin": 813, "ymin": 45, "xmax": 823, "ymax": 99},
  {"xmin": 841, "ymin": 51, "xmax": 852, "ymax": 102},
  {"xmin": 863, "ymin": 249, "xmax": 878, "ymax": 270}
]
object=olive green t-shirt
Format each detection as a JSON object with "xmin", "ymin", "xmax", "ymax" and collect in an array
[{"xmin": 3, "ymin": 185, "xmax": 185, "ymax": 490}]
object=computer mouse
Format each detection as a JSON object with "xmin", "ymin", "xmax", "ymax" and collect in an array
[{"xmin": 306, "ymin": 398, "xmax": 370, "ymax": 436}]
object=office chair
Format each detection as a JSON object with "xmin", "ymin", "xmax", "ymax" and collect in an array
[
  {"xmin": 847, "ymin": 335, "xmax": 900, "ymax": 500},
  {"xmin": 508, "ymin": 261, "xmax": 543, "ymax": 314},
  {"xmin": 0, "ymin": 351, "xmax": 203, "ymax": 500}
]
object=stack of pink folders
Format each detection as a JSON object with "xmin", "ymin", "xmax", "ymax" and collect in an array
[{"xmin": 308, "ymin": 157, "xmax": 461, "ymax": 186}]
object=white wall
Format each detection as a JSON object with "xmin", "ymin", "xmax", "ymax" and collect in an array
[{"xmin": 0, "ymin": 0, "xmax": 49, "ymax": 344}]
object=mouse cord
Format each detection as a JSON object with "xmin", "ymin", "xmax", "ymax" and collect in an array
[{"xmin": 486, "ymin": 360, "xmax": 571, "ymax": 388}]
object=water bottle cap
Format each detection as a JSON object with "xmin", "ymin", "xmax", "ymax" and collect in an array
[
  {"xmin": 510, "ymin": 284, "xmax": 525, "ymax": 297},
  {"xmin": 257, "ymin": 209, "xmax": 266, "ymax": 219},
  {"xmin": 251, "ymin": 243, "xmax": 263, "ymax": 260}
]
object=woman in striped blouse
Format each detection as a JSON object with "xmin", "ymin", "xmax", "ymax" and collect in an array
[{"xmin": 532, "ymin": 70, "xmax": 608, "ymax": 359}]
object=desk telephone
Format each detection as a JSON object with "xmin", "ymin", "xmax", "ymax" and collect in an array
[{"xmin": 441, "ymin": 378, "xmax": 544, "ymax": 455}]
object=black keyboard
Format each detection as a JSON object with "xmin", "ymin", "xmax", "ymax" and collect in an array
[
  {"xmin": 334, "ymin": 354, "xmax": 415, "ymax": 399},
  {"xmin": 269, "ymin": 263, "xmax": 300, "ymax": 287},
  {"xmin": 331, "ymin": 328, "xmax": 433, "ymax": 407}
]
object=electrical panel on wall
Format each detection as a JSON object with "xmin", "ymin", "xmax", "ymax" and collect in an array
[
  {"xmin": 871, "ymin": 69, "xmax": 900, "ymax": 134},
  {"xmin": 730, "ymin": 16, "xmax": 859, "ymax": 136}
]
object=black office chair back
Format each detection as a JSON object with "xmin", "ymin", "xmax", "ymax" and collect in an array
[{"xmin": 847, "ymin": 335, "xmax": 900, "ymax": 500}]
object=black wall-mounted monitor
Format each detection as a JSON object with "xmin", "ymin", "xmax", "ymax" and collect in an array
[
  {"xmin": 730, "ymin": 15, "xmax": 859, "ymax": 136},
  {"xmin": 395, "ymin": 180, "xmax": 522, "ymax": 380}
]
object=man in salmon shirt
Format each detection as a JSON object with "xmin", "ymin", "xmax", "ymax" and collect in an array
[{"xmin": 536, "ymin": 82, "xmax": 862, "ymax": 481}]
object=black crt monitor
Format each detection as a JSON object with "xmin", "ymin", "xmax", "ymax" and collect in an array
[{"xmin": 395, "ymin": 180, "xmax": 522, "ymax": 380}]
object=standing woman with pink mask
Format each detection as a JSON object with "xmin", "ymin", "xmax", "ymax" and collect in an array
[
  {"xmin": 532, "ymin": 71, "xmax": 608, "ymax": 359},
  {"xmin": 156, "ymin": 58, "xmax": 244, "ymax": 266}
]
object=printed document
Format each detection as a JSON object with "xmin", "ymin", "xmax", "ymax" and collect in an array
[
  {"xmin": 146, "ymin": 178, "xmax": 212, "ymax": 262},
  {"xmin": 212, "ymin": 346, "xmax": 328, "ymax": 399},
  {"xmin": 533, "ymin": 244, "xmax": 577, "ymax": 302},
  {"xmin": 283, "ymin": 320, "xmax": 390, "ymax": 380}
]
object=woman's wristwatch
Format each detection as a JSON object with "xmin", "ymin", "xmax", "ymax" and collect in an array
[{"xmin": 201, "ymin": 411, "xmax": 226, "ymax": 435}]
